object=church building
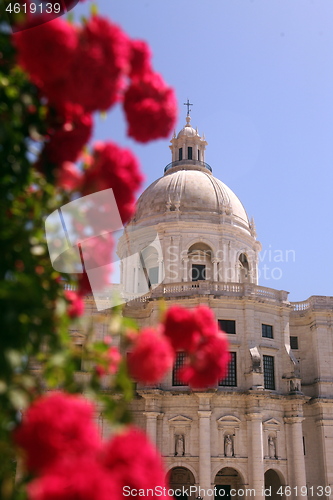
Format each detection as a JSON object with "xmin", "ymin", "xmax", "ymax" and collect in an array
[{"xmin": 114, "ymin": 111, "xmax": 333, "ymax": 500}]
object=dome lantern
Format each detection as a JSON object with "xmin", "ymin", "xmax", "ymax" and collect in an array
[{"xmin": 167, "ymin": 104, "xmax": 209, "ymax": 174}]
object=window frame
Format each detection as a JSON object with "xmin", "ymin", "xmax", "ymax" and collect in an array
[
  {"xmin": 191, "ymin": 264, "xmax": 206, "ymax": 282},
  {"xmin": 148, "ymin": 266, "xmax": 159, "ymax": 285},
  {"xmin": 218, "ymin": 319, "xmax": 236, "ymax": 335},
  {"xmin": 290, "ymin": 336, "xmax": 299, "ymax": 350},
  {"xmin": 263, "ymin": 354, "xmax": 275, "ymax": 390},
  {"xmin": 219, "ymin": 352, "xmax": 237, "ymax": 387},
  {"xmin": 172, "ymin": 352, "xmax": 188, "ymax": 386},
  {"xmin": 262, "ymin": 324, "xmax": 273, "ymax": 339}
]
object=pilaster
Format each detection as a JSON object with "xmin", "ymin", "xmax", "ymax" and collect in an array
[
  {"xmin": 284, "ymin": 415, "xmax": 307, "ymax": 499},
  {"xmin": 246, "ymin": 411, "xmax": 265, "ymax": 500}
]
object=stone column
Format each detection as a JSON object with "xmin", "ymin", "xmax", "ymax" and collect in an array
[
  {"xmin": 133, "ymin": 253, "xmax": 140, "ymax": 294},
  {"xmin": 158, "ymin": 258, "xmax": 164, "ymax": 284},
  {"xmin": 198, "ymin": 410, "xmax": 212, "ymax": 500},
  {"xmin": 212, "ymin": 259, "xmax": 218, "ymax": 282},
  {"xmin": 246, "ymin": 412, "xmax": 265, "ymax": 500},
  {"xmin": 144, "ymin": 411, "xmax": 161, "ymax": 445},
  {"xmin": 284, "ymin": 416, "xmax": 307, "ymax": 499},
  {"xmin": 183, "ymin": 257, "xmax": 189, "ymax": 282},
  {"xmin": 316, "ymin": 418, "xmax": 333, "ymax": 500}
]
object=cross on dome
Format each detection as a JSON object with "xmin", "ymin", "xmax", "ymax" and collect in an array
[{"xmin": 183, "ymin": 98, "xmax": 193, "ymax": 116}]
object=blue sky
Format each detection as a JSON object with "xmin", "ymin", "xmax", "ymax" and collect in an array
[{"xmin": 74, "ymin": 0, "xmax": 333, "ymax": 301}]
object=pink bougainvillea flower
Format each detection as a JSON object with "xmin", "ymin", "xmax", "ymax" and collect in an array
[
  {"xmin": 127, "ymin": 327, "xmax": 175, "ymax": 384},
  {"xmin": 123, "ymin": 71, "xmax": 177, "ymax": 143},
  {"xmin": 13, "ymin": 392, "xmax": 101, "ymax": 473}
]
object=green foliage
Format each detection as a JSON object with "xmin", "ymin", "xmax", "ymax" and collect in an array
[{"xmin": 0, "ymin": 12, "xmax": 138, "ymax": 500}]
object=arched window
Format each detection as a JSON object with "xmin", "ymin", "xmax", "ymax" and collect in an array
[
  {"xmin": 239, "ymin": 253, "xmax": 250, "ymax": 282},
  {"xmin": 188, "ymin": 242, "xmax": 213, "ymax": 282},
  {"xmin": 140, "ymin": 246, "xmax": 160, "ymax": 290}
]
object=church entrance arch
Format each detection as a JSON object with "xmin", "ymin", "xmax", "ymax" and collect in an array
[
  {"xmin": 167, "ymin": 467, "xmax": 195, "ymax": 500},
  {"xmin": 264, "ymin": 469, "xmax": 285, "ymax": 499},
  {"xmin": 214, "ymin": 467, "xmax": 244, "ymax": 500}
]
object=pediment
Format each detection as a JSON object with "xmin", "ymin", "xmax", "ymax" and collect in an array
[
  {"xmin": 217, "ymin": 415, "xmax": 241, "ymax": 424},
  {"xmin": 168, "ymin": 415, "xmax": 193, "ymax": 423},
  {"xmin": 263, "ymin": 418, "xmax": 280, "ymax": 426},
  {"xmin": 70, "ymin": 331, "xmax": 85, "ymax": 343}
]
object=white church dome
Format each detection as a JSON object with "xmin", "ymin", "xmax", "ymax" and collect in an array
[
  {"xmin": 134, "ymin": 167, "xmax": 251, "ymax": 232},
  {"xmin": 119, "ymin": 111, "xmax": 260, "ymax": 292}
]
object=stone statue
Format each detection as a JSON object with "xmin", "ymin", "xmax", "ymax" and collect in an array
[
  {"xmin": 290, "ymin": 379, "xmax": 300, "ymax": 393},
  {"xmin": 250, "ymin": 346, "xmax": 261, "ymax": 373},
  {"xmin": 268, "ymin": 436, "xmax": 276, "ymax": 458},
  {"xmin": 175, "ymin": 434, "xmax": 185, "ymax": 456},
  {"xmin": 224, "ymin": 434, "xmax": 233, "ymax": 457}
]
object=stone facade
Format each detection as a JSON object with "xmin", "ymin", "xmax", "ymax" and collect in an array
[{"xmin": 85, "ymin": 116, "xmax": 333, "ymax": 500}]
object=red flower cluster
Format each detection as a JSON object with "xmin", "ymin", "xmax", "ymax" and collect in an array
[
  {"xmin": 14, "ymin": 392, "xmax": 100, "ymax": 473},
  {"xmin": 126, "ymin": 305, "xmax": 230, "ymax": 389},
  {"xmin": 77, "ymin": 232, "xmax": 114, "ymax": 296},
  {"xmin": 124, "ymin": 72, "xmax": 178, "ymax": 143},
  {"xmin": 64, "ymin": 290, "xmax": 84, "ymax": 318},
  {"xmin": 14, "ymin": 393, "xmax": 170, "ymax": 500},
  {"xmin": 52, "ymin": 16, "xmax": 130, "ymax": 113},
  {"xmin": 43, "ymin": 108, "xmax": 93, "ymax": 166},
  {"xmin": 81, "ymin": 141, "xmax": 144, "ymax": 224},
  {"xmin": 95, "ymin": 346, "xmax": 122, "ymax": 377},
  {"xmin": 129, "ymin": 40, "xmax": 152, "ymax": 79},
  {"xmin": 164, "ymin": 305, "xmax": 230, "ymax": 389},
  {"xmin": 28, "ymin": 457, "xmax": 118, "ymax": 500},
  {"xmin": 127, "ymin": 328, "xmax": 175, "ymax": 384},
  {"xmin": 102, "ymin": 426, "xmax": 168, "ymax": 495},
  {"xmin": 13, "ymin": 15, "xmax": 177, "ymax": 141},
  {"xmin": 13, "ymin": 17, "xmax": 78, "ymax": 91},
  {"xmin": 56, "ymin": 162, "xmax": 82, "ymax": 191}
]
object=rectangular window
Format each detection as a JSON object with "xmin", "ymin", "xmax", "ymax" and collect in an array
[
  {"xmin": 262, "ymin": 324, "xmax": 273, "ymax": 339},
  {"xmin": 198, "ymin": 150, "xmax": 200, "ymax": 161},
  {"xmin": 187, "ymin": 146, "xmax": 192, "ymax": 159},
  {"xmin": 219, "ymin": 352, "xmax": 237, "ymax": 387},
  {"xmin": 179, "ymin": 148, "xmax": 183, "ymax": 161},
  {"xmin": 191, "ymin": 264, "xmax": 205, "ymax": 281},
  {"xmin": 263, "ymin": 355, "xmax": 275, "ymax": 390},
  {"xmin": 148, "ymin": 267, "xmax": 159, "ymax": 285},
  {"xmin": 290, "ymin": 336, "xmax": 299, "ymax": 350},
  {"xmin": 218, "ymin": 320, "xmax": 236, "ymax": 335},
  {"xmin": 172, "ymin": 352, "xmax": 188, "ymax": 386}
]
